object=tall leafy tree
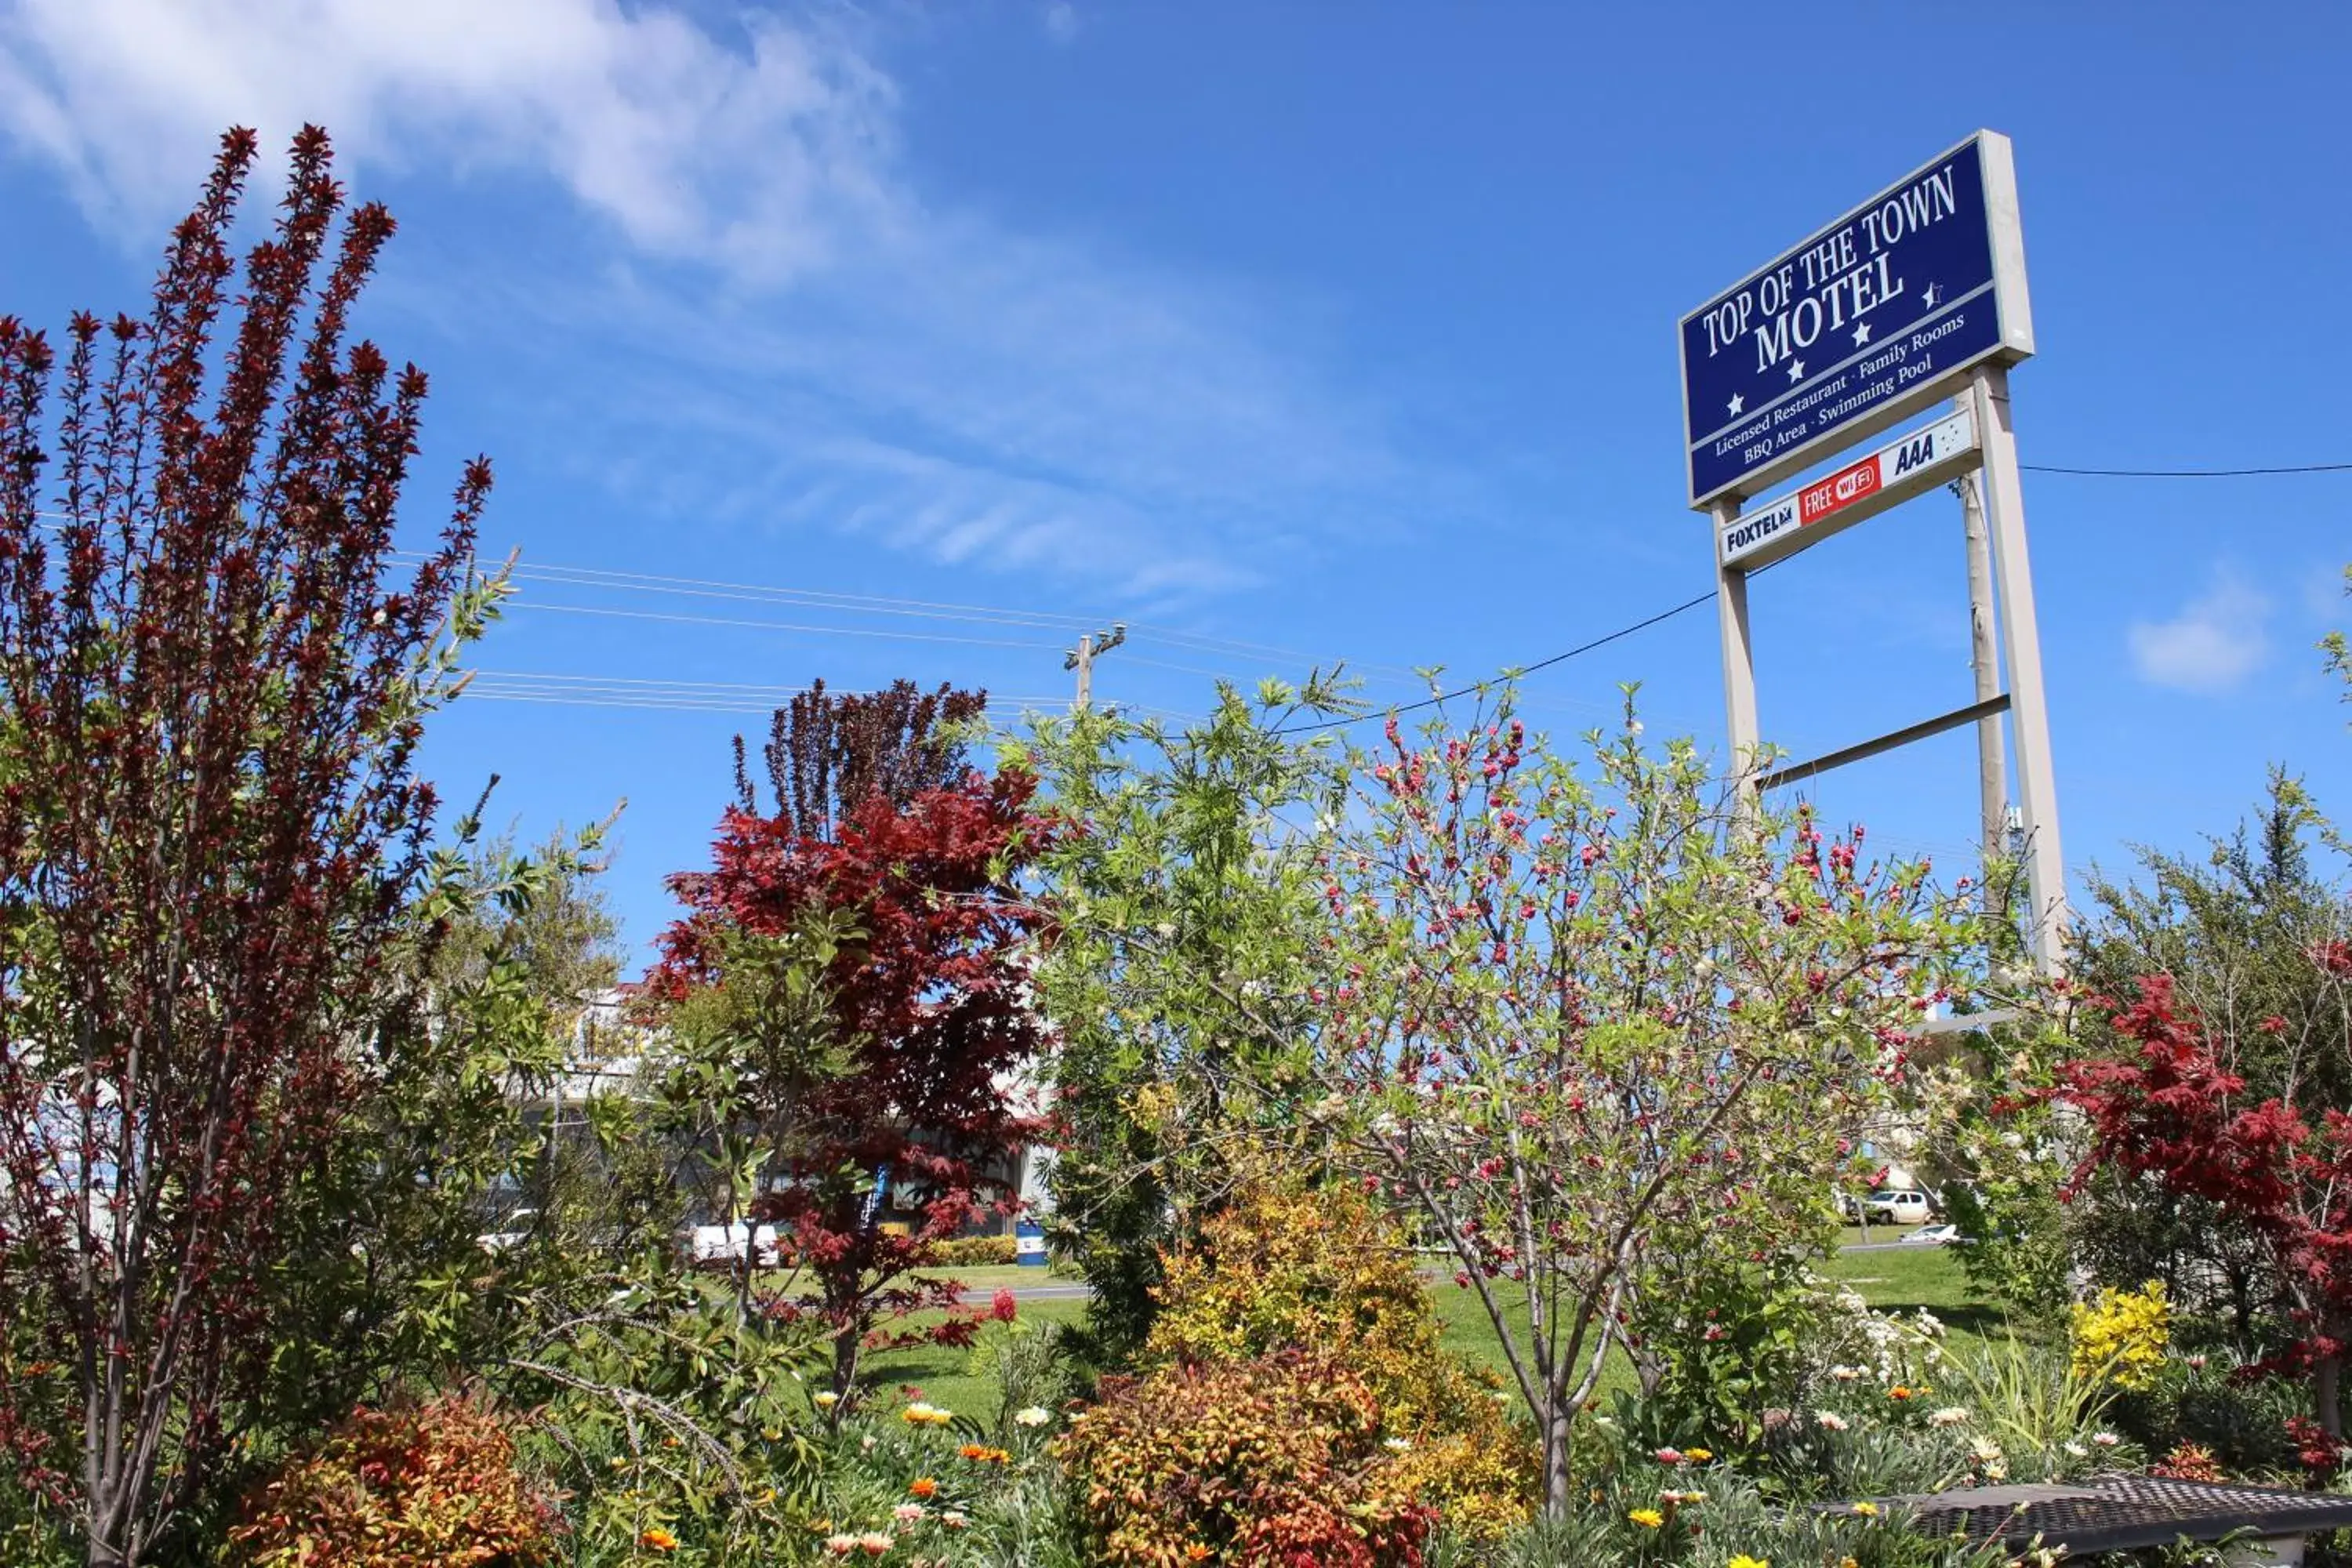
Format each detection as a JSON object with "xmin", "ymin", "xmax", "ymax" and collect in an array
[
  {"xmin": 650, "ymin": 681, "xmax": 1049, "ymax": 1399},
  {"xmin": 738, "ymin": 677, "xmax": 986, "ymax": 840},
  {"xmin": 2048, "ymin": 775, "xmax": 2352, "ymax": 1426},
  {"xmin": 0, "ymin": 128, "xmax": 501, "ymax": 1565},
  {"xmin": 1013, "ymin": 677, "xmax": 1352, "ymax": 1359}
]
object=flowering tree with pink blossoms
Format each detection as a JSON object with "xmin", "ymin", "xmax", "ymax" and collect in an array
[{"xmin": 1309, "ymin": 688, "xmax": 1985, "ymax": 1515}]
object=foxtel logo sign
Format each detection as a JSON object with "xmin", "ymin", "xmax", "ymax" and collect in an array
[{"xmin": 1720, "ymin": 409, "xmax": 1976, "ymax": 569}]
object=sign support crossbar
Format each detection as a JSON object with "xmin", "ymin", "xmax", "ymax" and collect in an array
[{"xmin": 1755, "ymin": 693, "xmax": 2012, "ymax": 793}]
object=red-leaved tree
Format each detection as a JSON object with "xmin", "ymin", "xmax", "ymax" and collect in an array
[
  {"xmin": 0, "ymin": 129, "xmax": 498, "ymax": 1564},
  {"xmin": 2060, "ymin": 964, "xmax": 2352, "ymax": 1436},
  {"xmin": 650, "ymin": 685, "xmax": 1051, "ymax": 1402}
]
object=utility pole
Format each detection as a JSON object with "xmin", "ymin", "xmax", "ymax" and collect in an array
[
  {"xmin": 1063, "ymin": 621, "xmax": 1126, "ymax": 710},
  {"xmin": 1968, "ymin": 365, "xmax": 2067, "ymax": 973},
  {"xmin": 1952, "ymin": 458, "xmax": 2009, "ymax": 912}
]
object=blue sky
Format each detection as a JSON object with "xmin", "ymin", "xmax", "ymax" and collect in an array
[{"xmin": 2, "ymin": 0, "xmax": 2347, "ymax": 963}]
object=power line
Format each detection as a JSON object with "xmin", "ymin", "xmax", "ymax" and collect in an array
[
  {"xmin": 1275, "ymin": 589, "xmax": 1722, "ymax": 736},
  {"xmin": 2022, "ymin": 460, "xmax": 2352, "ymax": 477},
  {"xmin": 462, "ymin": 671, "xmax": 1198, "ymax": 724},
  {"xmin": 507, "ymin": 601, "xmax": 1061, "ymax": 651},
  {"xmin": 394, "ymin": 549, "xmax": 1401, "ymax": 677}
]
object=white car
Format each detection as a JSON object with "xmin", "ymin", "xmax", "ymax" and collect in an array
[
  {"xmin": 478, "ymin": 1208, "xmax": 539, "ymax": 1252},
  {"xmin": 1899, "ymin": 1223, "xmax": 1960, "ymax": 1246},
  {"xmin": 688, "ymin": 1221, "xmax": 781, "ymax": 1268},
  {"xmin": 1862, "ymin": 1189, "xmax": 1933, "ymax": 1225}
]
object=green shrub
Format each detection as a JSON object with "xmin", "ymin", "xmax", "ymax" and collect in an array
[
  {"xmin": 932, "ymin": 1234, "xmax": 1022, "ymax": 1267},
  {"xmin": 225, "ymin": 1394, "xmax": 561, "ymax": 1567},
  {"xmin": 1056, "ymin": 1350, "xmax": 1431, "ymax": 1567},
  {"xmin": 1146, "ymin": 1171, "xmax": 1534, "ymax": 1540}
]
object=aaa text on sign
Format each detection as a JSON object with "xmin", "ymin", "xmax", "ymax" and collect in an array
[{"xmin": 1679, "ymin": 131, "xmax": 2032, "ymax": 509}]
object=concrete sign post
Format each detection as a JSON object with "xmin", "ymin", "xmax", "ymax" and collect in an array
[{"xmin": 1682, "ymin": 130, "xmax": 2067, "ymax": 971}]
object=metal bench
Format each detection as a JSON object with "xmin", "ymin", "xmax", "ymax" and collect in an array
[{"xmin": 1891, "ymin": 1476, "xmax": 2352, "ymax": 1564}]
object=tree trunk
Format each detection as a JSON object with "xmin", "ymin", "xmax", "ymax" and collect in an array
[
  {"xmin": 832, "ymin": 1325, "xmax": 862, "ymax": 1407},
  {"xmin": 1542, "ymin": 1403, "xmax": 1571, "ymax": 1521},
  {"xmin": 2318, "ymin": 1350, "xmax": 2343, "ymax": 1441}
]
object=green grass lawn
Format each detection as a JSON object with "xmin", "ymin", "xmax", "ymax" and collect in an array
[
  {"xmin": 860, "ymin": 1245, "xmax": 2016, "ymax": 1421},
  {"xmin": 857, "ymin": 1297, "xmax": 1093, "ymax": 1419},
  {"xmin": 751, "ymin": 1262, "xmax": 1076, "ymax": 1298}
]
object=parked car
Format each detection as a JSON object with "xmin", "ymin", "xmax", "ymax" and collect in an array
[
  {"xmin": 1899, "ymin": 1223, "xmax": 1961, "ymax": 1246},
  {"xmin": 477, "ymin": 1208, "xmax": 539, "ymax": 1253},
  {"xmin": 1861, "ymin": 1189, "xmax": 1933, "ymax": 1225},
  {"xmin": 687, "ymin": 1220, "xmax": 781, "ymax": 1268}
]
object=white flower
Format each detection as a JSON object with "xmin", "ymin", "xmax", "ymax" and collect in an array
[
  {"xmin": 1829, "ymin": 1365, "xmax": 1862, "ymax": 1383},
  {"xmin": 1816, "ymin": 1411, "xmax": 1851, "ymax": 1431},
  {"xmin": 1928, "ymin": 1407, "xmax": 1970, "ymax": 1428},
  {"xmin": 1969, "ymin": 1436, "xmax": 2003, "ymax": 1462},
  {"xmin": 2092, "ymin": 1432, "xmax": 2120, "ymax": 1448},
  {"xmin": 1384, "ymin": 1437, "xmax": 1412, "ymax": 1452},
  {"xmin": 1014, "ymin": 1406, "xmax": 1053, "ymax": 1428},
  {"xmin": 2064, "ymin": 1441, "xmax": 2089, "ymax": 1458}
]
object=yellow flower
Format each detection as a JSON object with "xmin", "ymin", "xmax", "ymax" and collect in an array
[
  {"xmin": 814, "ymin": 1391, "xmax": 840, "ymax": 1410},
  {"xmin": 1851, "ymin": 1501, "xmax": 1880, "ymax": 1517},
  {"xmin": 1684, "ymin": 1446, "xmax": 1713, "ymax": 1463},
  {"xmin": 1728, "ymin": 1556, "xmax": 1770, "ymax": 1568},
  {"xmin": 639, "ymin": 1526, "xmax": 680, "ymax": 1552},
  {"xmin": 2071, "ymin": 1281, "xmax": 2171, "ymax": 1390},
  {"xmin": 1628, "ymin": 1508, "xmax": 1665, "ymax": 1529}
]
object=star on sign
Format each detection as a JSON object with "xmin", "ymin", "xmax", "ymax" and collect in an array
[
  {"xmin": 1786, "ymin": 358, "xmax": 1806, "ymax": 383},
  {"xmin": 1727, "ymin": 393, "xmax": 1745, "ymax": 417},
  {"xmin": 1852, "ymin": 321, "xmax": 1872, "ymax": 347},
  {"xmin": 1922, "ymin": 282, "xmax": 1942, "ymax": 308}
]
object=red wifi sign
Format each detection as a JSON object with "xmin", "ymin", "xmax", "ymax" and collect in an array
[{"xmin": 1798, "ymin": 452, "xmax": 1882, "ymax": 524}]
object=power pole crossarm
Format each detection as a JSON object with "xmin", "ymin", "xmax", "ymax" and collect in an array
[{"xmin": 1064, "ymin": 622, "xmax": 1126, "ymax": 710}]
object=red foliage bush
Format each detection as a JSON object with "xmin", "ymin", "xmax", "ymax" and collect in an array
[
  {"xmin": 1055, "ymin": 1351, "xmax": 1431, "ymax": 1568},
  {"xmin": 226, "ymin": 1395, "xmax": 561, "ymax": 1568},
  {"xmin": 2149, "ymin": 1442, "xmax": 2224, "ymax": 1483},
  {"xmin": 2059, "ymin": 975, "xmax": 2352, "ymax": 1433}
]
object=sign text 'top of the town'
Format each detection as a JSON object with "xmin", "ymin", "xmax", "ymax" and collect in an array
[{"xmin": 1679, "ymin": 131, "xmax": 2034, "ymax": 509}]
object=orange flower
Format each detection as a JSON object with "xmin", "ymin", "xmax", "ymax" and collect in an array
[
  {"xmin": 640, "ymin": 1526, "xmax": 681, "ymax": 1552},
  {"xmin": 909, "ymin": 1476, "xmax": 938, "ymax": 1498},
  {"xmin": 1887, "ymin": 1386, "xmax": 1914, "ymax": 1401},
  {"xmin": 1184, "ymin": 1546, "xmax": 1212, "ymax": 1563}
]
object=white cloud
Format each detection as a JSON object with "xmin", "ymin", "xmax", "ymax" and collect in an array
[
  {"xmin": 0, "ymin": 0, "xmax": 898, "ymax": 279},
  {"xmin": 1042, "ymin": 2, "xmax": 1080, "ymax": 44},
  {"xmin": 0, "ymin": 0, "xmax": 1428, "ymax": 599},
  {"xmin": 2128, "ymin": 570, "xmax": 2271, "ymax": 693}
]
